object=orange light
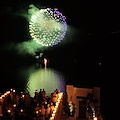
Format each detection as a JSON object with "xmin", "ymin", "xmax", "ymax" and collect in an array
[
  {"xmin": 7, "ymin": 109, "xmax": 11, "ymax": 113},
  {"xmin": 52, "ymin": 113, "xmax": 55, "ymax": 117},
  {"xmin": 4, "ymin": 93, "xmax": 7, "ymax": 96},
  {"xmin": 49, "ymin": 92, "xmax": 63, "ymax": 120},
  {"xmin": 94, "ymin": 117, "xmax": 97, "ymax": 120},
  {"xmin": 22, "ymin": 95, "xmax": 25, "ymax": 98},
  {"xmin": 36, "ymin": 111, "xmax": 39, "ymax": 114},
  {"xmin": 55, "ymin": 105, "xmax": 58, "ymax": 108},
  {"xmin": 6, "ymin": 91, "xmax": 10, "ymax": 94},
  {"xmin": 13, "ymin": 104, "xmax": 16, "ymax": 107},
  {"xmin": 53, "ymin": 110, "xmax": 56, "ymax": 114},
  {"xmin": 20, "ymin": 109, "xmax": 23, "ymax": 112},
  {"xmin": 13, "ymin": 90, "xmax": 15, "ymax": 92},
  {"xmin": 1, "ymin": 95, "xmax": 4, "ymax": 98},
  {"xmin": 10, "ymin": 88, "xmax": 13, "ymax": 91},
  {"xmin": 44, "ymin": 58, "xmax": 47, "ymax": 64},
  {"xmin": 56, "ymin": 103, "xmax": 59, "ymax": 106},
  {"xmin": 50, "ymin": 116, "xmax": 54, "ymax": 120}
]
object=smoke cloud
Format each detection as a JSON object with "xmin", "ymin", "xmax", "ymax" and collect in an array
[
  {"xmin": 2, "ymin": 40, "xmax": 46, "ymax": 56},
  {"xmin": 1, "ymin": 4, "xmax": 46, "ymax": 56},
  {"xmin": 16, "ymin": 4, "xmax": 39, "ymax": 21},
  {"xmin": 15, "ymin": 40, "xmax": 44, "ymax": 56}
]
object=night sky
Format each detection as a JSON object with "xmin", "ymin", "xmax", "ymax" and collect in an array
[
  {"xmin": 0, "ymin": 0, "xmax": 119, "ymax": 78},
  {"xmin": 0, "ymin": 0, "xmax": 120, "ymax": 119}
]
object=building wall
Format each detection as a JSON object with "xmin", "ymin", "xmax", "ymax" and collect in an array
[
  {"xmin": 74, "ymin": 87, "xmax": 92, "ymax": 118},
  {"xmin": 93, "ymin": 87, "xmax": 100, "ymax": 101},
  {"xmin": 66, "ymin": 85, "xmax": 74, "ymax": 102},
  {"xmin": 66, "ymin": 85, "xmax": 100, "ymax": 119},
  {"xmin": 74, "ymin": 87, "xmax": 92, "ymax": 97}
]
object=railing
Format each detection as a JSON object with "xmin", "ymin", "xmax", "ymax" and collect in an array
[
  {"xmin": 50, "ymin": 92, "xmax": 63, "ymax": 120},
  {"xmin": 0, "ymin": 88, "xmax": 63, "ymax": 120}
]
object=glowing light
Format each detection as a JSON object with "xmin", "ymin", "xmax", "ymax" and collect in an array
[
  {"xmin": 50, "ymin": 117, "xmax": 54, "ymax": 120},
  {"xmin": 56, "ymin": 102, "xmax": 59, "ymax": 106},
  {"xmin": 20, "ymin": 109, "xmax": 23, "ymax": 112},
  {"xmin": 22, "ymin": 94, "xmax": 25, "ymax": 98},
  {"xmin": 4, "ymin": 93, "xmax": 7, "ymax": 96},
  {"xmin": 29, "ymin": 6, "xmax": 67, "ymax": 46},
  {"xmin": 44, "ymin": 58, "xmax": 47, "ymax": 65},
  {"xmin": 93, "ymin": 110, "xmax": 95, "ymax": 117},
  {"xmin": 36, "ymin": 111, "xmax": 39, "ymax": 114},
  {"xmin": 52, "ymin": 113, "xmax": 55, "ymax": 117},
  {"xmin": 13, "ymin": 104, "xmax": 16, "ymax": 107},
  {"xmin": 93, "ymin": 117, "xmax": 97, "ymax": 120},
  {"xmin": 0, "ymin": 90, "xmax": 11, "ymax": 103},
  {"xmin": 50, "ymin": 92, "xmax": 63, "ymax": 120},
  {"xmin": 13, "ymin": 90, "xmax": 15, "ymax": 92},
  {"xmin": 44, "ymin": 58, "xmax": 47, "ymax": 69},
  {"xmin": 55, "ymin": 105, "xmax": 58, "ymax": 108},
  {"xmin": 6, "ymin": 91, "xmax": 10, "ymax": 94},
  {"xmin": 10, "ymin": 88, "xmax": 13, "ymax": 91},
  {"xmin": 53, "ymin": 110, "xmax": 56, "ymax": 114},
  {"xmin": 1, "ymin": 95, "xmax": 4, "ymax": 98},
  {"xmin": 54, "ymin": 8, "xmax": 58, "ymax": 11},
  {"xmin": 7, "ymin": 109, "xmax": 11, "ymax": 113}
]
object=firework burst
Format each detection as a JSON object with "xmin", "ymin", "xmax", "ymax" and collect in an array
[{"xmin": 29, "ymin": 7, "xmax": 67, "ymax": 46}]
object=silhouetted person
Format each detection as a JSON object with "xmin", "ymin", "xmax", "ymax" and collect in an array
[
  {"xmin": 34, "ymin": 90, "xmax": 39, "ymax": 100},
  {"xmin": 45, "ymin": 104, "xmax": 50, "ymax": 119},
  {"xmin": 24, "ymin": 92, "xmax": 30, "ymax": 108},
  {"xmin": 42, "ymin": 89, "xmax": 46, "ymax": 98}
]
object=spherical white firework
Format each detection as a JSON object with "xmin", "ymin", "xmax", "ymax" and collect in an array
[{"xmin": 29, "ymin": 7, "xmax": 67, "ymax": 46}]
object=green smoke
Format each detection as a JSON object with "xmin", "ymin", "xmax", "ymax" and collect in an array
[
  {"xmin": 28, "ymin": 4, "xmax": 39, "ymax": 15},
  {"xmin": 15, "ymin": 40, "xmax": 46, "ymax": 56},
  {"xmin": 2, "ymin": 40, "xmax": 46, "ymax": 56},
  {"xmin": 14, "ymin": 5, "xmax": 47, "ymax": 56},
  {"xmin": 19, "ymin": 4, "xmax": 39, "ymax": 21}
]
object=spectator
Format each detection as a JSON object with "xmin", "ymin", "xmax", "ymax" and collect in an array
[
  {"xmin": 45, "ymin": 104, "xmax": 50, "ymax": 119},
  {"xmin": 42, "ymin": 89, "xmax": 46, "ymax": 98},
  {"xmin": 24, "ymin": 92, "xmax": 30, "ymax": 108},
  {"xmin": 34, "ymin": 90, "xmax": 39, "ymax": 100},
  {"xmin": 16, "ymin": 95, "xmax": 20, "ymax": 106}
]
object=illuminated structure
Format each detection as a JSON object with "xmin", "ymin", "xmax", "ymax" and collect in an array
[
  {"xmin": 34, "ymin": 52, "xmax": 44, "ymax": 63},
  {"xmin": 29, "ymin": 6, "xmax": 67, "ymax": 46},
  {"xmin": 66, "ymin": 85, "xmax": 103, "ymax": 120},
  {"xmin": 50, "ymin": 92, "xmax": 63, "ymax": 120}
]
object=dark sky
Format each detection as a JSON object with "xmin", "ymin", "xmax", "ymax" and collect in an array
[
  {"xmin": 0, "ymin": 0, "xmax": 120, "ymax": 75},
  {"xmin": 1, "ymin": 0, "xmax": 120, "ymax": 31},
  {"xmin": 0, "ymin": 0, "xmax": 120, "ymax": 71}
]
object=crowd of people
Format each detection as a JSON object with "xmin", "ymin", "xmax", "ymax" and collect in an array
[{"xmin": 0, "ymin": 88, "xmax": 61, "ymax": 120}]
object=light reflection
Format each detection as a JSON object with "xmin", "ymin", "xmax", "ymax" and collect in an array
[
  {"xmin": 44, "ymin": 58, "xmax": 47, "ymax": 69},
  {"xmin": 93, "ymin": 117, "xmax": 97, "ymax": 120},
  {"xmin": 26, "ymin": 68, "xmax": 65, "ymax": 97}
]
